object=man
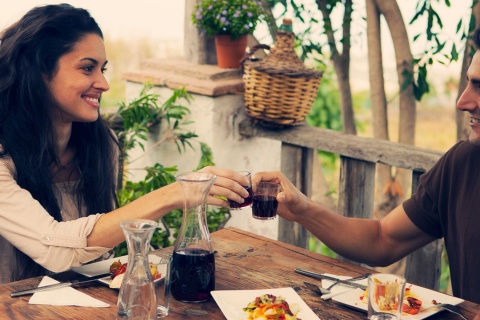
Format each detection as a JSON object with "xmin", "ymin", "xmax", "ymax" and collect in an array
[{"xmin": 253, "ymin": 28, "xmax": 480, "ymax": 310}]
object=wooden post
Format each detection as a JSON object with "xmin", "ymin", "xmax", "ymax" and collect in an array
[
  {"xmin": 278, "ymin": 143, "xmax": 313, "ymax": 248},
  {"xmin": 337, "ymin": 156, "xmax": 375, "ymax": 266},
  {"xmin": 338, "ymin": 156, "xmax": 375, "ymax": 220}
]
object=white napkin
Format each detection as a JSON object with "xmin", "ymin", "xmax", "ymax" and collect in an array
[
  {"xmin": 29, "ymin": 276, "xmax": 110, "ymax": 307},
  {"xmin": 320, "ymin": 273, "xmax": 368, "ymax": 300}
]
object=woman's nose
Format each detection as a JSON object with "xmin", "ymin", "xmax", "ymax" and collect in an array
[{"xmin": 94, "ymin": 73, "xmax": 110, "ymax": 92}]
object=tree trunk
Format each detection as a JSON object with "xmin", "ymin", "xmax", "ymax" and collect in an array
[
  {"xmin": 366, "ymin": 0, "xmax": 407, "ymax": 277},
  {"xmin": 456, "ymin": 0, "xmax": 480, "ymax": 142},
  {"xmin": 316, "ymin": 0, "xmax": 357, "ymax": 135},
  {"xmin": 366, "ymin": 0, "xmax": 393, "ymax": 220},
  {"xmin": 374, "ymin": 0, "xmax": 415, "ymax": 204}
]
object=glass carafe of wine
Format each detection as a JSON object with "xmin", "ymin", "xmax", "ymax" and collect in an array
[{"xmin": 171, "ymin": 172, "xmax": 216, "ymax": 303}]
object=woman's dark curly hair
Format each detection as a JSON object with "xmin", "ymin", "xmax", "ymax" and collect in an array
[{"xmin": 0, "ymin": 4, "xmax": 119, "ymax": 281}]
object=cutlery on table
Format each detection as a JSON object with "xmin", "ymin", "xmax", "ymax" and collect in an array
[
  {"xmin": 304, "ymin": 273, "xmax": 370, "ymax": 295},
  {"xmin": 10, "ymin": 272, "xmax": 111, "ymax": 297},
  {"xmin": 303, "ymin": 273, "xmax": 371, "ymax": 301},
  {"xmin": 420, "ymin": 303, "xmax": 468, "ymax": 320},
  {"xmin": 295, "ymin": 269, "xmax": 368, "ymax": 290}
]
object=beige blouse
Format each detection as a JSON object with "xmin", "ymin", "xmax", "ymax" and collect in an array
[{"xmin": 0, "ymin": 156, "xmax": 112, "ymax": 284}]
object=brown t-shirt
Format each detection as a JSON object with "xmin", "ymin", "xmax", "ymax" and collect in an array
[{"xmin": 403, "ymin": 140, "xmax": 480, "ymax": 304}]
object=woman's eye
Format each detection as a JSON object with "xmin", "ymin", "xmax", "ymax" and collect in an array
[{"xmin": 83, "ymin": 65, "xmax": 94, "ymax": 72}]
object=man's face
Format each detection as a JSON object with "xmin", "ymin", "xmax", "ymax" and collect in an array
[{"xmin": 457, "ymin": 50, "xmax": 480, "ymax": 146}]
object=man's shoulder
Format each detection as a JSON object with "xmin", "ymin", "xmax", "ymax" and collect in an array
[{"xmin": 444, "ymin": 139, "xmax": 480, "ymax": 159}]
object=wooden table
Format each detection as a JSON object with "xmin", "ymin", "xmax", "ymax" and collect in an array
[{"xmin": 1, "ymin": 227, "xmax": 479, "ymax": 319}]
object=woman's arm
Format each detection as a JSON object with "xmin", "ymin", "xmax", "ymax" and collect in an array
[
  {"xmin": 88, "ymin": 166, "xmax": 250, "ymax": 248},
  {"xmin": 0, "ymin": 159, "xmax": 249, "ymax": 271}
]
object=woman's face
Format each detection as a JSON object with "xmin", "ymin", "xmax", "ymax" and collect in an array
[{"xmin": 48, "ymin": 33, "xmax": 109, "ymax": 125}]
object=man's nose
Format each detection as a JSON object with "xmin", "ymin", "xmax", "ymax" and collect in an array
[{"xmin": 456, "ymin": 85, "xmax": 477, "ymax": 111}]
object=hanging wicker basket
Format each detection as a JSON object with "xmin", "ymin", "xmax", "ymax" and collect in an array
[{"xmin": 242, "ymin": 28, "xmax": 323, "ymax": 128}]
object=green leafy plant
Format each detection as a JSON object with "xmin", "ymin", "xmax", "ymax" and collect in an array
[
  {"xmin": 109, "ymin": 84, "xmax": 230, "ymax": 256},
  {"xmin": 192, "ymin": 0, "xmax": 267, "ymax": 39}
]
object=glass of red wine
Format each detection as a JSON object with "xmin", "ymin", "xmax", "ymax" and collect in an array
[
  {"xmin": 252, "ymin": 182, "xmax": 281, "ymax": 220},
  {"xmin": 228, "ymin": 171, "xmax": 253, "ymax": 210}
]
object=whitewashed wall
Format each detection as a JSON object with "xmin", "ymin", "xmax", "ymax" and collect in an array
[{"xmin": 124, "ymin": 82, "xmax": 281, "ymax": 240}]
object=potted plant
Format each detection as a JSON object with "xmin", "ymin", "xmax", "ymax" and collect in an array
[{"xmin": 192, "ymin": 0, "xmax": 266, "ymax": 68}]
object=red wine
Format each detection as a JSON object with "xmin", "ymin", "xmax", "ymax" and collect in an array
[
  {"xmin": 228, "ymin": 186, "xmax": 253, "ymax": 209},
  {"xmin": 171, "ymin": 249, "xmax": 215, "ymax": 302},
  {"xmin": 252, "ymin": 195, "xmax": 278, "ymax": 219}
]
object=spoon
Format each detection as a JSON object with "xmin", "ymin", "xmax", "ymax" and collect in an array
[{"xmin": 304, "ymin": 280, "xmax": 338, "ymax": 295}]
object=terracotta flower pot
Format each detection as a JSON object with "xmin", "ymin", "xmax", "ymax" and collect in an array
[{"xmin": 214, "ymin": 35, "xmax": 248, "ymax": 69}]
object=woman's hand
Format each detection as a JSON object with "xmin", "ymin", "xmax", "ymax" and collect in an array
[
  {"xmin": 251, "ymin": 171, "xmax": 313, "ymax": 222},
  {"xmin": 198, "ymin": 166, "xmax": 250, "ymax": 207}
]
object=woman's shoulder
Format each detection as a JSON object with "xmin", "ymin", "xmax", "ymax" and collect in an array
[{"xmin": 0, "ymin": 145, "xmax": 15, "ymax": 175}]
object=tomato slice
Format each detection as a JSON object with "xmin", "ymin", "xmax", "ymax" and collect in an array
[{"xmin": 402, "ymin": 297, "xmax": 422, "ymax": 315}]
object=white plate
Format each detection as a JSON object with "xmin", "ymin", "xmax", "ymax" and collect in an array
[
  {"xmin": 211, "ymin": 287, "xmax": 320, "ymax": 320},
  {"xmin": 332, "ymin": 283, "xmax": 464, "ymax": 319},
  {"xmin": 72, "ymin": 255, "xmax": 166, "ymax": 287}
]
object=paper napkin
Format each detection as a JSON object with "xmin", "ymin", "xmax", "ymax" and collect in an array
[
  {"xmin": 320, "ymin": 273, "xmax": 367, "ymax": 300},
  {"xmin": 29, "ymin": 276, "xmax": 110, "ymax": 307}
]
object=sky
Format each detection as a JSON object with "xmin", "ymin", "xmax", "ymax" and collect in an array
[{"xmin": 0, "ymin": 0, "xmax": 185, "ymax": 41}]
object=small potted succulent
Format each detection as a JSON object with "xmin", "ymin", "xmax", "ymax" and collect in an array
[{"xmin": 192, "ymin": 0, "xmax": 266, "ymax": 68}]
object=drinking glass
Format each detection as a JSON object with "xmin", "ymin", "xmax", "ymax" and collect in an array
[
  {"xmin": 252, "ymin": 182, "xmax": 281, "ymax": 220},
  {"xmin": 367, "ymin": 273, "xmax": 406, "ymax": 320},
  {"xmin": 149, "ymin": 253, "xmax": 172, "ymax": 318},
  {"xmin": 228, "ymin": 171, "xmax": 253, "ymax": 210}
]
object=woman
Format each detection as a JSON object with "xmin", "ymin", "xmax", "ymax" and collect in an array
[{"xmin": 0, "ymin": 4, "xmax": 249, "ymax": 284}]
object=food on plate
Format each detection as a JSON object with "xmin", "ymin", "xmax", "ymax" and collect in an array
[
  {"xmin": 402, "ymin": 296, "xmax": 422, "ymax": 315},
  {"xmin": 108, "ymin": 259, "xmax": 162, "ymax": 289},
  {"xmin": 243, "ymin": 293, "xmax": 302, "ymax": 320},
  {"xmin": 361, "ymin": 284, "xmax": 424, "ymax": 315}
]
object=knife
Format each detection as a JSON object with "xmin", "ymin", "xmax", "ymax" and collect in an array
[
  {"xmin": 295, "ymin": 269, "xmax": 367, "ymax": 290},
  {"xmin": 10, "ymin": 272, "xmax": 111, "ymax": 297}
]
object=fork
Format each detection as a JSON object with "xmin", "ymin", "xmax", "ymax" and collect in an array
[
  {"xmin": 323, "ymin": 273, "xmax": 370, "ymax": 294},
  {"xmin": 421, "ymin": 303, "xmax": 467, "ymax": 320}
]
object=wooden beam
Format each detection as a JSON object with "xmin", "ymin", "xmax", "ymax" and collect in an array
[{"xmin": 239, "ymin": 119, "xmax": 443, "ymax": 172}]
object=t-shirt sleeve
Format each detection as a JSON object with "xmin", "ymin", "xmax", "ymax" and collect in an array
[
  {"xmin": 403, "ymin": 181, "xmax": 443, "ymax": 239},
  {"xmin": 402, "ymin": 142, "xmax": 463, "ymax": 240}
]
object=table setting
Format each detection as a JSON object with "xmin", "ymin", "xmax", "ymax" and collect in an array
[{"xmin": 2, "ymin": 227, "xmax": 479, "ymax": 319}]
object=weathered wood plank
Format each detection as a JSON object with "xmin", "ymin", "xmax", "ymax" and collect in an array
[
  {"xmin": 239, "ymin": 119, "xmax": 443, "ymax": 171},
  {"xmin": 278, "ymin": 143, "xmax": 313, "ymax": 248},
  {"xmin": 338, "ymin": 156, "xmax": 375, "ymax": 219},
  {"xmin": 405, "ymin": 240, "xmax": 444, "ymax": 290},
  {"xmin": 337, "ymin": 156, "xmax": 376, "ymax": 267}
]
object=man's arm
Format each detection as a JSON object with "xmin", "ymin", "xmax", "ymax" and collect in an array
[{"xmin": 253, "ymin": 171, "xmax": 436, "ymax": 266}]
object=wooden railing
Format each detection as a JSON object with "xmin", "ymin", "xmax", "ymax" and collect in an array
[{"xmin": 239, "ymin": 119, "xmax": 445, "ymax": 290}]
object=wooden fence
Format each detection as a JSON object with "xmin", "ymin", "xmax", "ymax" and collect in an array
[{"xmin": 239, "ymin": 119, "xmax": 445, "ymax": 290}]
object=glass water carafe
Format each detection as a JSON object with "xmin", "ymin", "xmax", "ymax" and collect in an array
[
  {"xmin": 117, "ymin": 219, "xmax": 158, "ymax": 319},
  {"xmin": 171, "ymin": 172, "xmax": 216, "ymax": 303}
]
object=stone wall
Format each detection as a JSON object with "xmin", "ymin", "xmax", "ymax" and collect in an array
[{"xmin": 123, "ymin": 58, "xmax": 281, "ymax": 240}]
